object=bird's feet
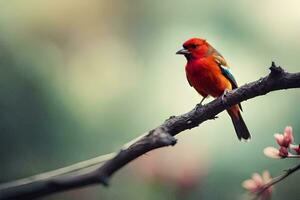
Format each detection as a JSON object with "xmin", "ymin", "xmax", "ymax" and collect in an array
[
  {"xmin": 196, "ymin": 102, "xmax": 203, "ymax": 108},
  {"xmin": 210, "ymin": 115, "xmax": 219, "ymax": 120}
]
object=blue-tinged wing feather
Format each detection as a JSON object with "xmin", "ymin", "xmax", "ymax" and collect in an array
[
  {"xmin": 220, "ymin": 66, "xmax": 238, "ymax": 89},
  {"xmin": 219, "ymin": 66, "xmax": 243, "ymax": 111}
]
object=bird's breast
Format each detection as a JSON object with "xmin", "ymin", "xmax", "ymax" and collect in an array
[{"xmin": 185, "ymin": 60, "xmax": 231, "ymax": 97}]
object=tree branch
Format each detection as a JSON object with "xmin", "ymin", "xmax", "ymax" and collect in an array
[
  {"xmin": 256, "ymin": 162, "xmax": 300, "ymax": 197},
  {"xmin": 1, "ymin": 62, "xmax": 300, "ymax": 200}
]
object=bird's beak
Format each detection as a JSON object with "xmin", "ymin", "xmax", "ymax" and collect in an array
[{"xmin": 176, "ymin": 48, "xmax": 190, "ymax": 55}]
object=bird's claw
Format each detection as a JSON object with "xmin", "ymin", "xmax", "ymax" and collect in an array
[
  {"xmin": 209, "ymin": 115, "xmax": 218, "ymax": 120},
  {"xmin": 196, "ymin": 102, "xmax": 203, "ymax": 108}
]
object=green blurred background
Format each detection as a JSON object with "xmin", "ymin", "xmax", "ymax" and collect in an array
[{"xmin": 0, "ymin": 0, "xmax": 299, "ymax": 199}]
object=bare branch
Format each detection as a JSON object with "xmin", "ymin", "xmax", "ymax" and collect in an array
[
  {"xmin": 256, "ymin": 163, "xmax": 300, "ymax": 197},
  {"xmin": 1, "ymin": 62, "xmax": 300, "ymax": 200}
]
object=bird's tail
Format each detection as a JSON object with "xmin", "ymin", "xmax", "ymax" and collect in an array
[{"xmin": 227, "ymin": 105, "xmax": 251, "ymax": 140}]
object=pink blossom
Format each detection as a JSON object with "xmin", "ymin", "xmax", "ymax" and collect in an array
[
  {"xmin": 290, "ymin": 144, "xmax": 300, "ymax": 155},
  {"xmin": 274, "ymin": 126, "xmax": 294, "ymax": 147},
  {"xmin": 266, "ymin": 126, "xmax": 299, "ymax": 158},
  {"xmin": 242, "ymin": 171, "xmax": 272, "ymax": 200}
]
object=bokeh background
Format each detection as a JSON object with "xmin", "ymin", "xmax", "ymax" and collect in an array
[{"xmin": 0, "ymin": 0, "xmax": 299, "ymax": 199}]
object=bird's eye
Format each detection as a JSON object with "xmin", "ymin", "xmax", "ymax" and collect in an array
[{"xmin": 190, "ymin": 44, "xmax": 198, "ymax": 49}]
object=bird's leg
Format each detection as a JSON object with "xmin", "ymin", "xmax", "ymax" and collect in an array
[
  {"xmin": 199, "ymin": 96, "xmax": 206, "ymax": 105},
  {"xmin": 196, "ymin": 96, "xmax": 206, "ymax": 108},
  {"xmin": 221, "ymin": 89, "xmax": 230, "ymax": 105}
]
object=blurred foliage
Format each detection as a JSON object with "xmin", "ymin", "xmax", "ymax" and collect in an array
[{"xmin": 0, "ymin": 0, "xmax": 299, "ymax": 199}]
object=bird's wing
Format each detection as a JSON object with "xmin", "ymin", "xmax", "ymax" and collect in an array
[
  {"xmin": 213, "ymin": 54, "xmax": 229, "ymax": 68},
  {"xmin": 210, "ymin": 47, "xmax": 229, "ymax": 67},
  {"xmin": 213, "ymin": 53, "xmax": 242, "ymax": 111},
  {"xmin": 219, "ymin": 65, "xmax": 238, "ymax": 90}
]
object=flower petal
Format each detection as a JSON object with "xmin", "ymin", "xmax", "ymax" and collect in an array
[
  {"xmin": 262, "ymin": 170, "xmax": 272, "ymax": 183},
  {"xmin": 263, "ymin": 147, "xmax": 281, "ymax": 159},
  {"xmin": 274, "ymin": 134, "xmax": 284, "ymax": 146},
  {"xmin": 242, "ymin": 179, "xmax": 257, "ymax": 191},
  {"xmin": 284, "ymin": 126, "xmax": 294, "ymax": 143},
  {"xmin": 252, "ymin": 173, "xmax": 263, "ymax": 185}
]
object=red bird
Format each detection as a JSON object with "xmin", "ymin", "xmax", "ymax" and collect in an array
[{"xmin": 176, "ymin": 38, "xmax": 250, "ymax": 140}]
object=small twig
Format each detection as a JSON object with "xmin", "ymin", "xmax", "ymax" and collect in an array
[
  {"xmin": 256, "ymin": 163, "xmax": 300, "ymax": 196},
  {"xmin": 287, "ymin": 155, "xmax": 300, "ymax": 158}
]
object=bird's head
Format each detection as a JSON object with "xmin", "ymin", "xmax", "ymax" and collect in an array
[{"xmin": 176, "ymin": 38, "xmax": 210, "ymax": 60}]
